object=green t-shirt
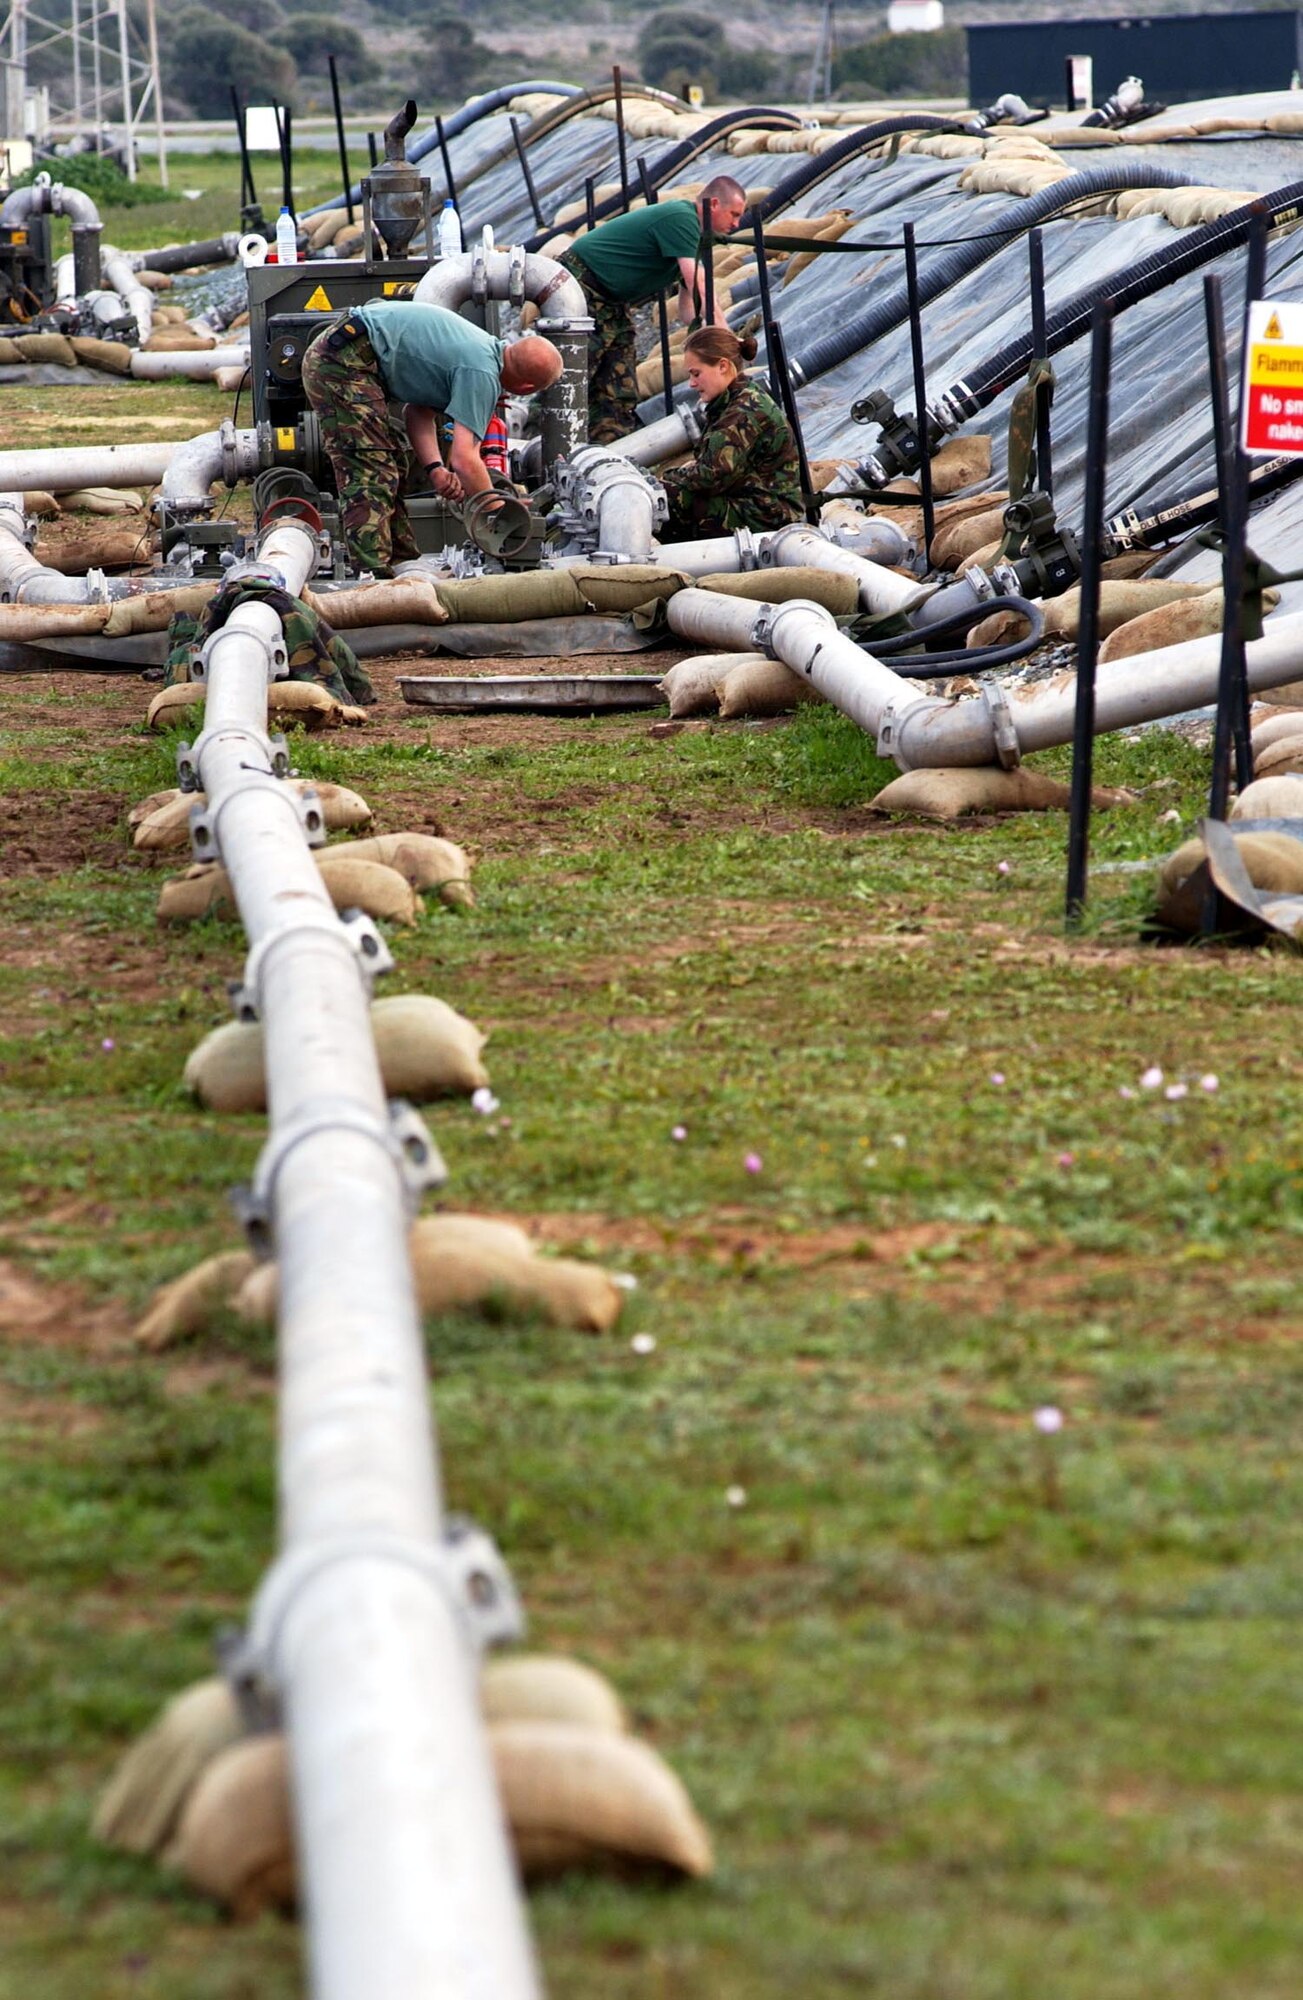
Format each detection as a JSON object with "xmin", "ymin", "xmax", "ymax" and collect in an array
[
  {"xmin": 571, "ymin": 199, "xmax": 702, "ymax": 306},
  {"xmin": 356, "ymin": 301, "xmax": 504, "ymax": 438}
]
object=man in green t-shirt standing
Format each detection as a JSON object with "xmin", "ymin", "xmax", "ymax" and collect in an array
[
  {"xmin": 561, "ymin": 174, "xmax": 748, "ymax": 445},
  {"xmin": 301, "ymin": 300, "xmax": 562, "ymax": 573}
]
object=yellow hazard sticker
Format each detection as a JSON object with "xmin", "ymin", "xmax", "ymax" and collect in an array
[
  {"xmin": 10, "ymin": 229, "xmax": 25, "ymax": 244},
  {"xmin": 1264, "ymin": 311, "xmax": 1284, "ymax": 340},
  {"xmin": 275, "ymin": 426, "xmax": 296, "ymax": 451},
  {"xmin": 383, "ymin": 281, "xmax": 401, "ymax": 295},
  {"xmin": 304, "ymin": 285, "xmax": 332, "ymax": 311}
]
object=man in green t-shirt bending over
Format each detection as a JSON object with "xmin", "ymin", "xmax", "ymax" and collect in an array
[
  {"xmin": 561, "ymin": 174, "xmax": 748, "ymax": 444},
  {"xmin": 301, "ymin": 300, "xmax": 562, "ymax": 573}
]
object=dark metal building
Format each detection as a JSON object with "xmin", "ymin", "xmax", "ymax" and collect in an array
[{"xmin": 967, "ymin": 12, "xmax": 1303, "ymax": 106}]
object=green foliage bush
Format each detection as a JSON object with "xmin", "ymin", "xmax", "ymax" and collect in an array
[
  {"xmin": 163, "ymin": 7, "xmax": 298, "ymax": 116},
  {"xmin": 10, "ymin": 152, "xmax": 169, "ymax": 208},
  {"xmin": 273, "ymin": 12, "xmax": 380, "ymax": 82},
  {"xmin": 832, "ymin": 26, "xmax": 967, "ymax": 97},
  {"xmin": 636, "ymin": 7, "xmax": 778, "ymax": 100}
]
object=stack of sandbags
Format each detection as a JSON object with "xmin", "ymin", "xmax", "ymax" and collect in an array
[
  {"xmin": 146, "ymin": 680, "xmax": 368, "ymax": 732},
  {"xmin": 658, "ymin": 652, "xmax": 823, "ymax": 720},
  {"xmin": 134, "ymin": 1211, "xmax": 629, "ymax": 1347},
  {"xmin": 1098, "ymin": 585, "xmax": 1278, "ymax": 662},
  {"xmin": 96, "ymin": 1653, "xmax": 711, "ymax": 1913},
  {"xmin": 62, "ymin": 487, "xmax": 146, "ymax": 515},
  {"xmin": 968, "ymin": 577, "xmax": 1222, "ymax": 650},
  {"xmin": 1114, "ymin": 186, "xmax": 1258, "ymax": 227},
  {"xmin": 130, "ymin": 778, "xmax": 373, "ymax": 853},
  {"xmin": 303, "ymin": 208, "xmax": 356, "ymax": 253},
  {"xmin": 0, "ymin": 331, "xmax": 77, "ymax": 366},
  {"xmin": 870, "ymin": 767, "xmax": 1132, "ymax": 819},
  {"xmin": 68, "ymin": 335, "xmax": 134, "ymax": 375},
  {"xmin": 183, "ymin": 993, "xmax": 490, "ymax": 1113},
  {"xmin": 156, "ymin": 833, "xmax": 474, "ymax": 924}
]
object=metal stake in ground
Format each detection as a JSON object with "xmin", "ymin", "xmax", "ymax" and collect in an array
[
  {"xmin": 435, "ymin": 115, "xmax": 458, "ymax": 211},
  {"xmin": 768, "ymin": 318, "xmax": 820, "ymax": 526},
  {"xmin": 612, "ymin": 66, "xmax": 630, "ymax": 209},
  {"xmin": 367, "ymin": 131, "xmax": 378, "ymax": 171},
  {"xmin": 230, "ymin": 88, "xmax": 258, "ymax": 224},
  {"xmin": 749, "ymin": 212, "xmax": 782, "ymax": 402},
  {"xmin": 638, "ymin": 157, "xmax": 676, "ymax": 418},
  {"xmin": 276, "ymin": 102, "xmax": 293, "ymax": 220},
  {"xmin": 509, "ymin": 116, "xmax": 545, "ymax": 232},
  {"xmin": 1028, "ymin": 225, "xmax": 1053, "ymax": 501},
  {"xmin": 1066, "ymin": 296, "xmax": 1114, "ymax": 927},
  {"xmin": 327, "ymin": 56, "xmax": 355, "ymax": 226},
  {"xmin": 702, "ymin": 196, "xmax": 716, "ymax": 327},
  {"xmin": 1203, "ymin": 270, "xmax": 1244, "ymax": 829},
  {"xmin": 584, "ymin": 176, "xmax": 596, "ymax": 233},
  {"xmin": 903, "ymin": 222, "xmax": 934, "ymax": 562}
]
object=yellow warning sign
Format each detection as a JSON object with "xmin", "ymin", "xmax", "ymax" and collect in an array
[
  {"xmin": 304, "ymin": 285, "xmax": 332, "ymax": 311},
  {"xmin": 1264, "ymin": 311, "xmax": 1284, "ymax": 340},
  {"xmin": 275, "ymin": 427, "xmax": 296, "ymax": 452},
  {"xmin": 1243, "ymin": 300, "xmax": 1303, "ymax": 455},
  {"xmin": 383, "ymin": 282, "xmax": 402, "ymax": 295}
]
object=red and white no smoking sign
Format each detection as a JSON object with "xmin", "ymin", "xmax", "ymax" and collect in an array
[{"xmin": 1243, "ymin": 299, "xmax": 1303, "ymax": 455}]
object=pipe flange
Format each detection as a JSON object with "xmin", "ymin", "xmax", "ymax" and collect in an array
[
  {"xmin": 193, "ymin": 618, "xmax": 287, "ymax": 683},
  {"xmin": 876, "ymin": 694, "xmax": 938, "ymax": 770},
  {"xmin": 219, "ymin": 416, "xmax": 240, "ymax": 487},
  {"xmin": 754, "ymin": 596, "xmax": 836, "ymax": 658},
  {"xmin": 234, "ymin": 1091, "xmax": 445, "ymax": 1254},
  {"xmin": 233, "ymin": 903, "xmax": 394, "ymax": 1024},
  {"xmin": 981, "ymin": 676, "xmax": 1022, "ymax": 771},
  {"xmin": 470, "ymin": 241, "xmax": 488, "ymax": 305},
  {"xmin": 734, "ymin": 527, "xmax": 762, "ymax": 572},
  {"xmin": 176, "ymin": 724, "xmax": 286, "ymax": 794},
  {"xmin": 239, "ymin": 1518, "xmax": 525, "ymax": 1698},
  {"xmin": 190, "ymin": 769, "xmax": 327, "ymax": 864},
  {"xmin": 507, "ymin": 243, "xmax": 528, "ymax": 306},
  {"xmin": 757, "ymin": 522, "xmax": 812, "ymax": 570}
]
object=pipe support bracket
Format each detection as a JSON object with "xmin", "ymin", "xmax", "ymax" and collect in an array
[
  {"xmin": 235, "ymin": 1093, "xmax": 445, "ymax": 1254},
  {"xmin": 176, "ymin": 727, "xmax": 289, "ymax": 794},
  {"xmin": 982, "ymin": 676, "xmax": 1022, "ymax": 770},
  {"xmin": 189, "ymin": 767, "xmax": 320, "ymax": 863},
  {"xmin": 234, "ymin": 905, "xmax": 395, "ymax": 1022},
  {"xmin": 194, "ymin": 620, "xmax": 287, "ymax": 683},
  {"xmin": 231, "ymin": 1517, "xmax": 526, "ymax": 1716}
]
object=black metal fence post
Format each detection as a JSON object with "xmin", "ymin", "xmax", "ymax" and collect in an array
[
  {"xmin": 903, "ymin": 221, "xmax": 934, "ymax": 561},
  {"xmin": 584, "ymin": 176, "xmax": 596, "ymax": 233},
  {"xmin": 638, "ymin": 158, "xmax": 676, "ymax": 417},
  {"xmin": 749, "ymin": 212, "xmax": 782, "ymax": 401},
  {"xmin": 509, "ymin": 116, "xmax": 545, "ymax": 231},
  {"xmin": 1028, "ymin": 225, "xmax": 1053, "ymax": 501},
  {"xmin": 768, "ymin": 319, "xmax": 820, "ymax": 525},
  {"xmin": 435, "ymin": 115, "xmax": 457, "ymax": 210},
  {"xmin": 612, "ymin": 66, "xmax": 630, "ymax": 208},
  {"xmin": 1203, "ymin": 271, "xmax": 1243, "ymax": 829},
  {"xmin": 327, "ymin": 57, "xmax": 355, "ymax": 225},
  {"xmin": 702, "ymin": 196, "xmax": 716, "ymax": 325},
  {"xmin": 1066, "ymin": 297, "xmax": 1114, "ymax": 926}
]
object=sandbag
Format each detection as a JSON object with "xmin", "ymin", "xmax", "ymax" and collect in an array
[
  {"xmin": 147, "ymin": 680, "xmax": 367, "ymax": 732},
  {"xmin": 717, "ymin": 657, "xmax": 823, "ymax": 718},
  {"xmin": 144, "ymin": 329, "xmax": 216, "ymax": 352},
  {"xmin": 94, "ymin": 1678, "xmax": 244, "ymax": 1858},
  {"xmin": 335, "ymin": 832, "xmax": 474, "ymax": 908},
  {"xmin": 871, "ymin": 767, "xmax": 1129, "ymax": 818},
  {"xmin": 969, "ymin": 577, "xmax": 1217, "ymax": 649},
  {"xmin": 133, "ymin": 779, "xmax": 372, "ymax": 852},
  {"xmin": 156, "ymin": 865, "xmax": 235, "ymax": 923},
  {"xmin": 234, "ymin": 1211, "xmax": 542, "ymax": 1328},
  {"xmin": 658, "ymin": 657, "xmax": 729, "ymax": 718},
  {"xmin": 62, "ymin": 486, "xmax": 144, "ymax": 515},
  {"xmin": 492, "ymin": 1723, "xmax": 713, "ymax": 1880},
  {"xmin": 1251, "ymin": 709, "xmax": 1303, "ymax": 757},
  {"xmin": 132, "ymin": 1249, "xmax": 256, "ymax": 1350},
  {"xmin": 170, "ymin": 1735, "xmax": 294, "ymax": 1917},
  {"xmin": 929, "ymin": 504, "xmax": 1008, "ymax": 573},
  {"xmin": 315, "ymin": 852, "xmax": 419, "ymax": 924},
  {"xmin": 185, "ymin": 993, "xmax": 488, "ymax": 1112},
  {"xmin": 1253, "ymin": 679, "xmax": 1303, "ymax": 708},
  {"xmin": 697, "ymin": 567, "xmax": 858, "ymax": 615},
  {"xmin": 1155, "ymin": 827, "xmax": 1303, "ymax": 930},
  {"xmin": 437, "ymin": 568, "xmax": 588, "ymax": 623},
  {"xmin": 21, "ymin": 489, "xmax": 59, "ymax": 517},
  {"xmin": 408, "ymin": 1226, "xmax": 624, "ymax": 1333},
  {"xmin": 305, "ymin": 576, "xmax": 447, "ymax": 629},
  {"xmin": 929, "ymin": 434, "xmax": 993, "ymax": 497},
  {"xmin": 13, "ymin": 331, "xmax": 76, "ymax": 366},
  {"xmin": 1099, "ymin": 588, "xmax": 1278, "ymax": 663},
  {"xmin": 483, "ymin": 1657, "xmax": 627, "ymax": 1735},
  {"xmin": 68, "ymin": 335, "xmax": 134, "ymax": 375},
  {"xmin": 1252, "ymin": 737, "xmax": 1303, "ymax": 780},
  {"xmin": 569, "ymin": 564, "xmax": 686, "ymax": 616},
  {"xmin": 1231, "ymin": 775, "xmax": 1303, "ymax": 819}
]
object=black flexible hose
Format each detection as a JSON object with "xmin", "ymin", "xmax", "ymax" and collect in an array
[
  {"xmin": 751, "ymin": 115, "xmax": 971, "ymax": 221},
  {"xmin": 869, "ymin": 592, "xmax": 1044, "ymax": 673},
  {"xmin": 926, "ymin": 180, "xmax": 1303, "ymax": 438},
  {"xmin": 786, "ymin": 164, "xmax": 1197, "ymax": 386},
  {"xmin": 1107, "ymin": 453, "xmax": 1303, "ymax": 554},
  {"xmin": 521, "ymin": 107, "xmax": 802, "ymax": 252}
]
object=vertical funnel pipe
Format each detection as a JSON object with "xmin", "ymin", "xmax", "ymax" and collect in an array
[
  {"xmin": 538, "ymin": 316, "xmax": 591, "ymax": 467},
  {"xmin": 71, "ymin": 223, "xmax": 102, "ymax": 295}
]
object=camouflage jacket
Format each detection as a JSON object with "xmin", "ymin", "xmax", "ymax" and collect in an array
[{"xmin": 661, "ymin": 376, "xmax": 803, "ymax": 529}]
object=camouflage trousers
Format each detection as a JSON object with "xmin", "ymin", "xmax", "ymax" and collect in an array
[
  {"xmin": 560, "ymin": 250, "xmax": 639, "ymax": 446},
  {"xmin": 662, "ymin": 488, "xmax": 803, "ymax": 540},
  {"xmin": 164, "ymin": 576, "xmax": 376, "ymax": 705},
  {"xmin": 301, "ymin": 329, "xmax": 420, "ymax": 574}
]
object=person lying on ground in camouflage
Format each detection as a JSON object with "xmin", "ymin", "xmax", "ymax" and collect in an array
[
  {"xmin": 560, "ymin": 174, "xmax": 748, "ymax": 445},
  {"xmin": 661, "ymin": 326, "xmax": 804, "ymax": 538},
  {"xmin": 302, "ymin": 301, "xmax": 561, "ymax": 573}
]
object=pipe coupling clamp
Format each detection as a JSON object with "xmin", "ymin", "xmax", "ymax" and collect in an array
[
  {"xmin": 981, "ymin": 676, "xmax": 1022, "ymax": 770},
  {"xmin": 188, "ymin": 766, "xmax": 314, "ymax": 864},
  {"xmin": 233, "ymin": 903, "xmax": 394, "ymax": 1024},
  {"xmin": 234, "ymin": 1091, "xmax": 445, "ymax": 1253},
  {"xmin": 194, "ymin": 619, "xmax": 287, "ymax": 685},
  {"xmin": 753, "ymin": 596, "xmax": 836, "ymax": 659},
  {"xmin": 237, "ymin": 1517, "xmax": 525, "ymax": 1704},
  {"xmin": 876, "ymin": 693, "xmax": 944, "ymax": 771},
  {"xmin": 177, "ymin": 723, "xmax": 288, "ymax": 795}
]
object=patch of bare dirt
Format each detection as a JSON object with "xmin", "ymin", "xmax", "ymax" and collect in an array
[{"xmin": 0, "ymin": 1255, "xmax": 129, "ymax": 1354}]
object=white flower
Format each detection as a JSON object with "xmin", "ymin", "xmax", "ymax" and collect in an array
[
  {"xmin": 1140, "ymin": 1066, "xmax": 1163, "ymax": 1091},
  {"xmin": 631, "ymin": 1332, "xmax": 656, "ymax": 1355},
  {"xmin": 725, "ymin": 1484, "xmax": 747, "ymax": 1508},
  {"xmin": 1165, "ymin": 1082, "xmax": 1188, "ymax": 1101},
  {"xmin": 471, "ymin": 1087, "xmax": 499, "ymax": 1116},
  {"xmin": 1200, "ymin": 1073, "xmax": 1220, "ymax": 1094},
  {"xmin": 1032, "ymin": 1405, "xmax": 1064, "ymax": 1435},
  {"xmin": 612, "ymin": 1272, "xmax": 639, "ymax": 1292}
]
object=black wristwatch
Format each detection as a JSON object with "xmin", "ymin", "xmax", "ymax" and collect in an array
[{"xmin": 425, "ymin": 461, "xmax": 443, "ymax": 478}]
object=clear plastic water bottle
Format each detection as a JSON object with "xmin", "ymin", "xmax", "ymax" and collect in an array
[
  {"xmin": 438, "ymin": 199, "xmax": 462, "ymax": 260},
  {"xmin": 274, "ymin": 205, "xmax": 297, "ymax": 265}
]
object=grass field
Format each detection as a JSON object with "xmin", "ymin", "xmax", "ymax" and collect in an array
[{"xmin": 4, "ymin": 174, "xmax": 1303, "ymax": 1996}]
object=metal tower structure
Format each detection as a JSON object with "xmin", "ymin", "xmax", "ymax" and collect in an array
[
  {"xmin": 0, "ymin": 0, "xmax": 166, "ymax": 185},
  {"xmin": 807, "ymin": 0, "xmax": 836, "ymax": 107}
]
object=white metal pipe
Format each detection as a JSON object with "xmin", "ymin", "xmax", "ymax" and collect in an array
[
  {"xmin": 159, "ymin": 425, "xmax": 259, "ymax": 517},
  {"xmin": 128, "ymin": 345, "xmax": 249, "ymax": 381},
  {"xmin": 607, "ymin": 408, "xmax": 694, "ymax": 466},
  {"xmin": 0, "ymin": 440, "xmax": 175, "ymax": 493},
  {"xmin": 656, "ymin": 520, "xmax": 916, "ymax": 599},
  {"xmin": 413, "ymin": 246, "xmax": 587, "ymax": 319},
  {"xmin": 55, "ymin": 251, "xmax": 77, "ymax": 305},
  {"xmin": 197, "ymin": 517, "xmax": 539, "ymax": 1999},
  {"xmin": 764, "ymin": 522, "xmax": 918, "ymax": 617},
  {"xmin": 665, "ymin": 588, "xmax": 1303, "ymax": 768},
  {"xmin": 102, "ymin": 244, "xmax": 152, "ymax": 341}
]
